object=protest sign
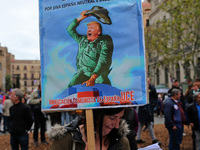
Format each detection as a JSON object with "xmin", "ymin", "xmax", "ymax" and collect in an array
[{"xmin": 39, "ymin": 0, "xmax": 147, "ymax": 111}]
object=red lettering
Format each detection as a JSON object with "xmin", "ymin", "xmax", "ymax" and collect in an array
[
  {"xmin": 126, "ymin": 91, "xmax": 130, "ymax": 100},
  {"xmin": 121, "ymin": 91, "xmax": 135, "ymax": 101}
]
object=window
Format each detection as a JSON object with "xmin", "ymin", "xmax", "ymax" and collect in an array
[
  {"xmin": 163, "ymin": 16, "xmax": 166, "ymax": 23},
  {"xmin": 165, "ymin": 67, "xmax": 169, "ymax": 84},
  {"xmin": 185, "ymin": 61, "xmax": 190, "ymax": 79},
  {"xmin": 0, "ymin": 63, "xmax": 2, "ymax": 70},
  {"xmin": 156, "ymin": 68, "xmax": 160, "ymax": 85},
  {"xmin": 148, "ymin": 66, "xmax": 151, "ymax": 77},
  {"xmin": 24, "ymin": 73, "xmax": 27, "ymax": 79},
  {"xmin": 24, "ymin": 81, "xmax": 27, "ymax": 86},
  {"xmin": 197, "ymin": 58, "xmax": 200, "ymax": 78},
  {"xmin": 24, "ymin": 66, "xmax": 27, "ymax": 70},
  {"xmin": 16, "ymin": 66, "xmax": 20, "ymax": 70},
  {"xmin": 163, "ymin": 16, "xmax": 166, "ymax": 20},
  {"xmin": 146, "ymin": 19, "xmax": 150, "ymax": 27},
  {"xmin": 17, "ymin": 74, "xmax": 20, "ymax": 78},
  {"xmin": 31, "ymin": 81, "xmax": 34, "ymax": 86},
  {"xmin": 31, "ymin": 73, "xmax": 34, "ymax": 79},
  {"xmin": 176, "ymin": 63, "xmax": 180, "ymax": 81},
  {"xmin": 156, "ymin": 21, "xmax": 160, "ymax": 28},
  {"xmin": 31, "ymin": 66, "xmax": 34, "ymax": 69}
]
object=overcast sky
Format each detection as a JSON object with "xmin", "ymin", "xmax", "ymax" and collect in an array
[
  {"xmin": 0, "ymin": 0, "xmax": 144, "ymax": 60},
  {"xmin": 0, "ymin": 0, "xmax": 40, "ymax": 60}
]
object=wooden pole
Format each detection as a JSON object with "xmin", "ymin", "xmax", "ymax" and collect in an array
[{"xmin": 86, "ymin": 109, "xmax": 96, "ymax": 150}]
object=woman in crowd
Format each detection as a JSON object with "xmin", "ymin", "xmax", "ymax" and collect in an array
[
  {"xmin": 48, "ymin": 108, "xmax": 130, "ymax": 150},
  {"xmin": 185, "ymin": 82, "xmax": 193, "ymax": 105}
]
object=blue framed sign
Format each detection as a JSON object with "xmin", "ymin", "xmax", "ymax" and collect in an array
[{"xmin": 39, "ymin": 0, "xmax": 147, "ymax": 111}]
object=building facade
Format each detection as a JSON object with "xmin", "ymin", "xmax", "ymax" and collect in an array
[
  {"xmin": 142, "ymin": 0, "xmax": 151, "ymax": 28},
  {"xmin": 0, "ymin": 46, "xmax": 7, "ymax": 92},
  {"xmin": 0, "ymin": 45, "xmax": 40, "ymax": 93},
  {"xmin": 147, "ymin": 0, "xmax": 173, "ymax": 88},
  {"xmin": 12, "ymin": 60, "xmax": 41, "ymax": 93},
  {"xmin": 0, "ymin": 45, "xmax": 14, "ymax": 92},
  {"xmin": 146, "ymin": 0, "xmax": 200, "ymax": 92}
]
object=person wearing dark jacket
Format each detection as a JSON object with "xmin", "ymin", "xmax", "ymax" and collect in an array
[
  {"xmin": 29, "ymin": 84, "xmax": 48, "ymax": 146},
  {"xmin": 136, "ymin": 78, "xmax": 160, "ymax": 145},
  {"xmin": 164, "ymin": 89, "xmax": 186, "ymax": 150},
  {"xmin": 187, "ymin": 92, "xmax": 200, "ymax": 150},
  {"xmin": 148, "ymin": 78, "xmax": 158, "ymax": 122},
  {"xmin": 186, "ymin": 82, "xmax": 200, "ymax": 105},
  {"xmin": 136, "ymin": 104, "xmax": 160, "ymax": 145},
  {"xmin": 168, "ymin": 79, "xmax": 185, "ymax": 108},
  {"xmin": 9, "ymin": 88, "xmax": 33, "ymax": 150}
]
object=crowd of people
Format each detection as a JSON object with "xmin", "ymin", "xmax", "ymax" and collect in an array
[
  {"xmin": 152, "ymin": 78, "xmax": 200, "ymax": 150},
  {"xmin": 0, "ymin": 78, "xmax": 200, "ymax": 150}
]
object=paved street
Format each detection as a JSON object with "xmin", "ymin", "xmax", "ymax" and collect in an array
[{"xmin": 154, "ymin": 114, "xmax": 164, "ymax": 125}]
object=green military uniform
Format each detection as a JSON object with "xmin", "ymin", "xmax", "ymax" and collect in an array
[{"xmin": 67, "ymin": 19, "xmax": 113, "ymax": 87}]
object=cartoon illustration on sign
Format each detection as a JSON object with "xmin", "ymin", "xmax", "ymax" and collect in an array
[
  {"xmin": 67, "ymin": 6, "xmax": 113, "ymax": 88},
  {"xmin": 39, "ymin": 0, "xmax": 147, "ymax": 111}
]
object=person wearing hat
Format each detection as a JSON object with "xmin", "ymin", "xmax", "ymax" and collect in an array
[
  {"xmin": 67, "ymin": 9, "xmax": 113, "ymax": 87},
  {"xmin": 168, "ymin": 79, "xmax": 185, "ymax": 107}
]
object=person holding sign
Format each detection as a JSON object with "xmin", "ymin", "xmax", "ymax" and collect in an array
[
  {"xmin": 67, "ymin": 8, "xmax": 113, "ymax": 87},
  {"xmin": 48, "ymin": 108, "xmax": 130, "ymax": 150}
]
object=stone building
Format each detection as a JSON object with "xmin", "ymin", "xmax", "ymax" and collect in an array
[
  {"xmin": 142, "ymin": 0, "xmax": 151, "ymax": 28},
  {"xmin": 0, "ymin": 45, "xmax": 40, "ymax": 93},
  {"xmin": 147, "ymin": 0, "xmax": 172, "ymax": 88},
  {"xmin": 0, "ymin": 45, "xmax": 14, "ymax": 92},
  {"xmin": 12, "ymin": 60, "xmax": 41, "ymax": 93},
  {"xmin": 146, "ymin": 0, "xmax": 200, "ymax": 92}
]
